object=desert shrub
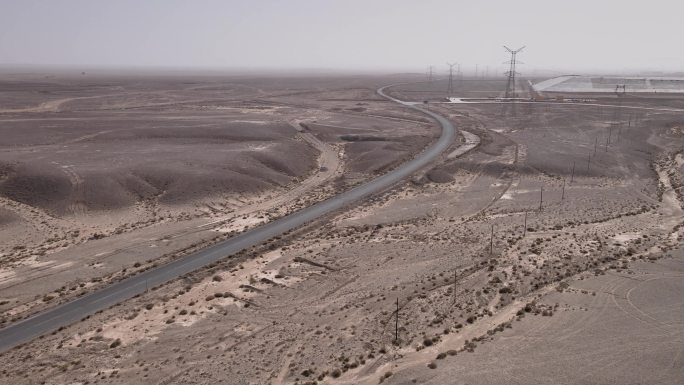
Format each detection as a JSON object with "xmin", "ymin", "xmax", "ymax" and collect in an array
[{"xmin": 427, "ymin": 362, "xmax": 437, "ymax": 369}]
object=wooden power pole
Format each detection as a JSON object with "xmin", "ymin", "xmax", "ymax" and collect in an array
[
  {"xmin": 561, "ymin": 179, "xmax": 566, "ymax": 201},
  {"xmin": 395, "ymin": 298, "xmax": 399, "ymax": 343},
  {"xmin": 490, "ymin": 224, "xmax": 494, "ymax": 255}
]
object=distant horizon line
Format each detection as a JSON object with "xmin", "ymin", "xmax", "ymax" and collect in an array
[{"xmin": 0, "ymin": 63, "xmax": 682, "ymax": 78}]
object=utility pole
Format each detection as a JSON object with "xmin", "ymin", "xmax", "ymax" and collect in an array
[
  {"xmin": 490, "ymin": 224, "xmax": 494, "ymax": 255},
  {"xmin": 561, "ymin": 179, "xmax": 566, "ymax": 201},
  {"xmin": 608, "ymin": 126, "xmax": 612, "ymax": 144},
  {"xmin": 587, "ymin": 155, "xmax": 591, "ymax": 171},
  {"xmin": 395, "ymin": 298, "xmax": 399, "ymax": 344},
  {"xmin": 447, "ymin": 62, "xmax": 457, "ymax": 97},
  {"xmin": 539, "ymin": 186, "xmax": 543, "ymax": 211},
  {"xmin": 594, "ymin": 137, "xmax": 598, "ymax": 155},
  {"xmin": 523, "ymin": 211, "xmax": 527, "ymax": 237},
  {"xmin": 453, "ymin": 270, "xmax": 458, "ymax": 302},
  {"xmin": 570, "ymin": 161, "xmax": 576, "ymax": 183}
]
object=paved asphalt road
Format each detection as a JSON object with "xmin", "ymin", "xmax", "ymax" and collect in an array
[{"xmin": 0, "ymin": 84, "xmax": 456, "ymax": 353}]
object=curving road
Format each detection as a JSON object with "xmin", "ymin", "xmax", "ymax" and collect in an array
[{"xmin": 0, "ymin": 84, "xmax": 456, "ymax": 353}]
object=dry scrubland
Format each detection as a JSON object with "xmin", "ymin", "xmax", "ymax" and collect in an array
[
  {"xmin": 0, "ymin": 74, "xmax": 433, "ymax": 324},
  {"xmin": 0, "ymin": 74, "xmax": 683, "ymax": 385}
]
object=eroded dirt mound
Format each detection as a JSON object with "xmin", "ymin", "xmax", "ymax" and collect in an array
[
  {"xmin": 0, "ymin": 122, "xmax": 318, "ymax": 214},
  {"xmin": 426, "ymin": 169, "xmax": 454, "ymax": 183},
  {"xmin": 0, "ymin": 165, "xmax": 72, "ymax": 212},
  {"xmin": 346, "ymin": 135, "xmax": 429, "ymax": 174}
]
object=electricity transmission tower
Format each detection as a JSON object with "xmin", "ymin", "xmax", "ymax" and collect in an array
[
  {"xmin": 447, "ymin": 62, "xmax": 457, "ymax": 97},
  {"xmin": 502, "ymin": 45, "xmax": 525, "ymax": 116},
  {"xmin": 427, "ymin": 65, "xmax": 434, "ymax": 82},
  {"xmin": 457, "ymin": 63, "xmax": 462, "ymax": 86},
  {"xmin": 504, "ymin": 45, "xmax": 525, "ymax": 99}
]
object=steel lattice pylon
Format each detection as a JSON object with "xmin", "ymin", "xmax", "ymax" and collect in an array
[
  {"xmin": 504, "ymin": 45, "xmax": 525, "ymax": 99},
  {"xmin": 447, "ymin": 62, "xmax": 457, "ymax": 97}
]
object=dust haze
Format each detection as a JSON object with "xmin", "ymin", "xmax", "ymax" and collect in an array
[
  {"xmin": 2, "ymin": 0, "xmax": 684, "ymax": 73},
  {"xmin": 0, "ymin": 2, "xmax": 683, "ymax": 385}
]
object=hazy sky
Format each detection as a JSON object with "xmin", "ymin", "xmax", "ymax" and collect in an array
[{"xmin": 1, "ymin": 0, "xmax": 682, "ymax": 74}]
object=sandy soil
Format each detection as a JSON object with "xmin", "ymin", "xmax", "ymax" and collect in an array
[
  {"xmin": 0, "ymin": 75, "xmax": 683, "ymax": 385},
  {"xmin": 0, "ymin": 74, "xmax": 432, "ymax": 324}
]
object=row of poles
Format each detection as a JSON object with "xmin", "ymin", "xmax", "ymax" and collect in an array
[
  {"xmin": 426, "ymin": 64, "xmax": 495, "ymax": 82},
  {"xmin": 394, "ymin": 58, "xmax": 645, "ymax": 344},
  {"xmin": 392, "ymin": 149, "xmax": 604, "ymax": 343}
]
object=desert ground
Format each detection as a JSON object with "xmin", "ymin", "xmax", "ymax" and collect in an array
[
  {"xmin": 0, "ymin": 72, "xmax": 434, "ymax": 325},
  {"xmin": 0, "ymin": 72, "xmax": 682, "ymax": 384}
]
